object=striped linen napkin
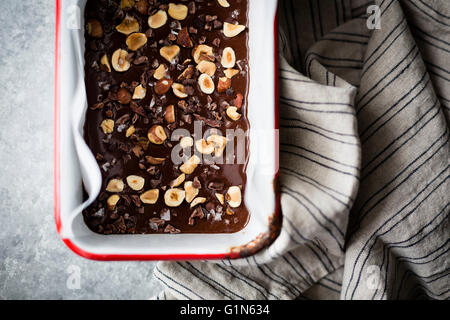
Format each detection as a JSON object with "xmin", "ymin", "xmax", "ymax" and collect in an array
[{"xmin": 154, "ymin": 0, "xmax": 450, "ymax": 300}]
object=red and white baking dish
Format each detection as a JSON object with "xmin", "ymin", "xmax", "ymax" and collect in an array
[{"xmin": 54, "ymin": 0, "xmax": 280, "ymax": 260}]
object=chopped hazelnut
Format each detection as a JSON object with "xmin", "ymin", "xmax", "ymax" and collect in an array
[
  {"xmin": 180, "ymin": 155, "xmax": 200, "ymax": 174},
  {"xmin": 164, "ymin": 188, "xmax": 186, "ymax": 207},
  {"xmin": 164, "ymin": 104, "xmax": 176, "ymax": 123},
  {"xmin": 224, "ymin": 68, "xmax": 239, "ymax": 78},
  {"xmin": 126, "ymin": 33, "xmax": 147, "ymax": 51},
  {"xmin": 217, "ymin": 0, "xmax": 230, "ymax": 8},
  {"xmin": 190, "ymin": 197, "xmax": 206, "ymax": 208},
  {"xmin": 226, "ymin": 106, "xmax": 241, "ymax": 121},
  {"xmin": 112, "ymin": 49, "xmax": 131, "ymax": 72},
  {"xmin": 223, "ymin": 22, "xmax": 246, "ymax": 38},
  {"xmin": 100, "ymin": 54, "xmax": 111, "ymax": 72},
  {"xmin": 198, "ymin": 74, "xmax": 215, "ymax": 94},
  {"xmin": 196, "ymin": 61, "xmax": 216, "ymax": 76},
  {"xmin": 221, "ymin": 47, "xmax": 236, "ymax": 68},
  {"xmin": 140, "ymin": 189, "xmax": 159, "ymax": 204},
  {"xmin": 127, "ymin": 175, "xmax": 145, "ymax": 191},
  {"xmin": 116, "ymin": 15, "xmax": 140, "ymax": 35},
  {"xmin": 180, "ymin": 136, "xmax": 194, "ymax": 148},
  {"xmin": 172, "ymin": 83, "xmax": 188, "ymax": 98},
  {"xmin": 170, "ymin": 173, "xmax": 186, "ymax": 188},
  {"xmin": 154, "ymin": 78, "xmax": 173, "ymax": 95},
  {"xmin": 132, "ymin": 84, "xmax": 146, "ymax": 99},
  {"xmin": 107, "ymin": 194, "xmax": 120, "ymax": 210},
  {"xmin": 217, "ymin": 77, "xmax": 231, "ymax": 93},
  {"xmin": 160, "ymin": 45, "xmax": 180, "ymax": 63},
  {"xmin": 195, "ymin": 139, "xmax": 215, "ymax": 155},
  {"xmin": 148, "ymin": 125, "xmax": 167, "ymax": 144},
  {"xmin": 146, "ymin": 155, "xmax": 165, "ymax": 165},
  {"xmin": 192, "ymin": 45, "xmax": 214, "ymax": 64},
  {"xmin": 168, "ymin": 3, "xmax": 188, "ymax": 20},
  {"xmin": 226, "ymin": 186, "xmax": 242, "ymax": 208},
  {"xmin": 148, "ymin": 10, "xmax": 168, "ymax": 29},
  {"xmin": 184, "ymin": 181, "xmax": 199, "ymax": 203},
  {"xmin": 215, "ymin": 193, "xmax": 225, "ymax": 205},
  {"xmin": 106, "ymin": 179, "xmax": 125, "ymax": 193},
  {"xmin": 153, "ymin": 64, "xmax": 167, "ymax": 80}
]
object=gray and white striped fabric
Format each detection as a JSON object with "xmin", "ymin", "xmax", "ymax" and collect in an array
[{"xmin": 154, "ymin": 0, "xmax": 450, "ymax": 300}]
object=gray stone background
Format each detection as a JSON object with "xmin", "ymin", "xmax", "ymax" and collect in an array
[{"xmin": 0, "ymin": 0, "xmax": 162, "ymax": 299}]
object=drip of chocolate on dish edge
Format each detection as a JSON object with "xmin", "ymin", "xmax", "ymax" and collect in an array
[{"xmin": 82, "ymin": 0, "xmax": 250, "ymax": 234}]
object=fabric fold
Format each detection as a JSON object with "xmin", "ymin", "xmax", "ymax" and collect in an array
[{"xmin": 154, "ymin": 0, "xmax": 449, "ymax": 300}]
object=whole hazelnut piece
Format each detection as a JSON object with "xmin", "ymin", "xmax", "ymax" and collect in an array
[
  {"xmin": 87, "ymin": 19, "xmax": 103, "ymax": 38},
  {"xmin": 117, "ymin": 88, "xmax": 132, "ymax": 104}
]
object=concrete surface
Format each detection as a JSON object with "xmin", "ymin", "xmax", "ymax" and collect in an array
[{"xmin": 0, "ymin": 0, "xmax": 162, "ymax": 299}]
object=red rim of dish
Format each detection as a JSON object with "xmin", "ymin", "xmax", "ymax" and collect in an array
[{"xmin": 53, "ymin": 0, "xmax": 280, "ymax": 261}]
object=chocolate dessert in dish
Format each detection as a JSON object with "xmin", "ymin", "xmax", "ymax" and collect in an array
[{"xmin": 82, "ymin": 0, "xmax": 250, "ymax": 234}]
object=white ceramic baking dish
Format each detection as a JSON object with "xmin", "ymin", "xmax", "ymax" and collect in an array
[{"xmin": 54, "ymin": 0, "xmax": 279, "ymax": 260}]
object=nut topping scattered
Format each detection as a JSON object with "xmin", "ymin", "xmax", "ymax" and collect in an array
[
  {"xmin": 155, "ymin": 78, "xmax": 173, "ymax": 95},
  {"xmin": 178, "ymin": 65, "xmax": 194, "ymax": 81},
  {"xmin": 117, "ymin": 87, "xmax": 132, "ymax": 104},
  {"xmin": 83, "ymin": 0, "xmax": 250, "ymax": 234},
  {"xmin": 135, "ymin": 0, "xmax": 148, "ymax": 14},
  {"xmin": 177, "ymin": 27, "xmax": 193, "ymax": 48}
]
